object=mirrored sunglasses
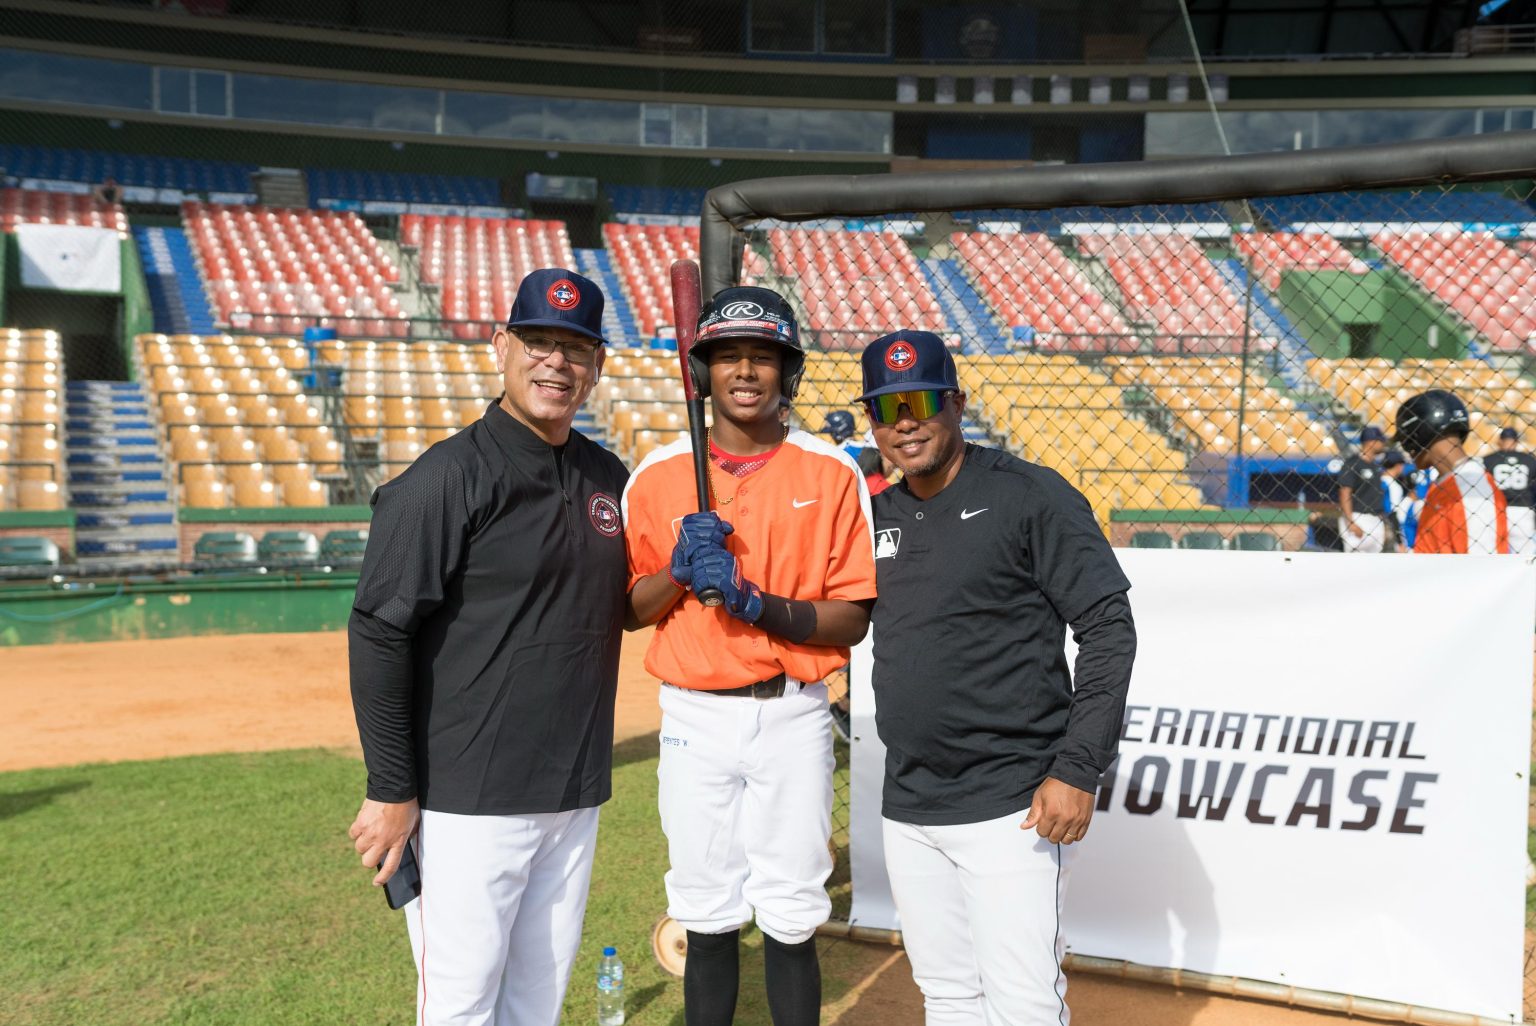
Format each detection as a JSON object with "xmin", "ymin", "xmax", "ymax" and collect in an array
[{"xmin": 865, "ymin": 389, "xmax": 951, "ymax": 424}]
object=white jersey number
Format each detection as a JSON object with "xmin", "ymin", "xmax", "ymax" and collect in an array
[{"xmin": 1494, "ymin": 463, "xmax": 1530, "ymax": 492}]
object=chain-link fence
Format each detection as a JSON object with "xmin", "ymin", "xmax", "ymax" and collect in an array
[{"xmin": 686, "ymin": 135, "xmax": 1536, "ymax": 1021}]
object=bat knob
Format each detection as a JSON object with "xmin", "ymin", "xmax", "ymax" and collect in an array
[{"xmin": 698, "ymin": 588, "xmax": 725, "ymax": 608}]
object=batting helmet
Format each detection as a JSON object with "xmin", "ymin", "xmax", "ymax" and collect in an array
[
  {"xmin": 689, "ymin": 286, "xmax": 804, "ymax": 400},
  {"xmin": 1394, "ymin": 389, "xmax": 1470, "ymax": 461},
  {"xmin": 822, "ymin": 411, "xmax": 855, "ymax": 443}
]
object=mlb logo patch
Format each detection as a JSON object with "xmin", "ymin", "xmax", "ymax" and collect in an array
[
  {"xmin": 875, "ymin": 528, "xmax": 901, "ymax": 559},
  {"xmin": 547, "ymin": 279, "xmax": 580, "ymax": 310},
  {"xmin": 884, "ymin": 341, "xmax": 916, "ymax": 372}
]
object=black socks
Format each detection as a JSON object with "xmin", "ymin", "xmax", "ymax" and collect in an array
[
  {"xmin": 684, "ymin": 929, "xmax": 821, "ymax": 1026},
  {"xmin": 684, "ymin": 929, "xmax": 740, "ymax": 1026},
  {"xmin": 763, "ymin": 933, "xmax": 821, "ymax": 1026}
]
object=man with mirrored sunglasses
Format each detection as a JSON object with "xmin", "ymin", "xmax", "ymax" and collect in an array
[{"xmin": 858, "ymin": 330, "xmax": 1137, "ymax": 1025}]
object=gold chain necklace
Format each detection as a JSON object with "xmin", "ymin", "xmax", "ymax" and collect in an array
[{"xmin": 705, "ymin": 424, "xmax": 788, "ymax": 508}]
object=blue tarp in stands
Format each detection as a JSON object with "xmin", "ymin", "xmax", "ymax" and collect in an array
[
  {"xmin": 306, "ymin": 168, "xmax": 500, "ymax": 206},
  {"xmin": 0, "ymin": 144, "xmax": 253, "ymax": 194}
]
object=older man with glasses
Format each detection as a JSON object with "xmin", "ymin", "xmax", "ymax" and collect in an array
[
  {"xmin": 858, "ymin": 330, "xmax": 1136, "ymax": 1026},
  {"xmin": 347, "ymin": 267, "xmax": 632, "ymax": 1026}
]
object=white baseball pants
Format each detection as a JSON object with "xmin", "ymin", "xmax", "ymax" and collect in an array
[
  {"xmin": 1340, "ymin": 512, "xmax": 1386, "ymax": 553},
  {"xmin": 883, "ymin": 812, "xmax": 1072, "ymax": 1026},
  {"xmin": 403, "ymin": 806, "xmax": 599, "ymax": 1026},
  {"xmin": 657, "ymin": 681, "xmax": 834, "ymax": 944},
  {"xmin": 1508, "ymin": 506, "xmax": 1536, "ymax": 554}
]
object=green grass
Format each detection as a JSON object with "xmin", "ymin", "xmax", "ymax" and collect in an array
[{"xmin": 0, "ymin": 738, "xmax": 871, "ymax": 1026}]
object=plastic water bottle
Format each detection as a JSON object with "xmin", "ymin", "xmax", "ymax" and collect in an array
[{"xmin": 597, "ymin": 946, "xmax": 624, "ymax": 1026}]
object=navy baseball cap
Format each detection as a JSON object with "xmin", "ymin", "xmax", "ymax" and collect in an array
[
  {"xmin": 1360, "ymin": 426, "xmax": 1387, "ymax": 444},
  {"xmin": 1501, "ymin": 426, "xmax": 1520, "ymax": 441},
  {"xmin": 1383, "ymin": 449, "xmax": 1405, "ymax": 467},
  {"xmin": 858, "ymin": 331, "xmax": 958, "ymax": 401},
  {"xmin": 505, "ymin": 267, "xmax": 607, "ymax": 344}
]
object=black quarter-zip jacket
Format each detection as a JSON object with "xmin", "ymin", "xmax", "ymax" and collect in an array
[{"xmin": 349, "ymin": 400, "xmax": 630, "ymax": 815}]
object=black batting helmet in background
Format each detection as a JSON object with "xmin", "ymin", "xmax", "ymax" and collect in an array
[
  {"xmin": 1394, "ymin": 389, "xmax": 1470, "ymax": 461},
  {"xmin": 689, "ymin": 286, "xmax": 804, "ymax": 400},
  {"xmin": 822, "ymin": 411, "xmax": 855, "ymax": 443}
]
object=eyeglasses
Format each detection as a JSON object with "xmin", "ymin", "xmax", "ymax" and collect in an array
[
  {"xmin": 518, "ymin": 334, "xmax": 601, "ymax": 366},
  {"xmin": 865, "ymin": 390, "xmax": 952, "ymax": 425}
]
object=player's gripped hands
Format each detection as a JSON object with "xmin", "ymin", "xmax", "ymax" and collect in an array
[
  {"xmin": 349, "ymin": 797, "xmax": 420, "ymax": 886},
  {"xmin": 689, "ymin": 546, "xmax": 764, "ymax": 623},
  {"xmin": 1346, "ymin": 520, "xmax": 1364, "ymax": 538},
  {"xmin": 670, "ymin": 512, "xmax": 735, "ymax": 586},
  {"xmin": 1021, "ymin": 777, "xmax": 1093, "ymax": 846}
]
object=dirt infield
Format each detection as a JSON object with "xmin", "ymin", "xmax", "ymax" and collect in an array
[{"xmin": 0, "ymin": 631, "xmax": 1353, "ymax": 1025}]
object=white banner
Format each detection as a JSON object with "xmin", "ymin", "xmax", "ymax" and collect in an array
[
  {"xmin": 848, "ymin": 550, "xmax": 1534, "ymax": 1020},
  {"xmin": 16, "ymin": 224, "xmax": 121, "ymax": 292}
]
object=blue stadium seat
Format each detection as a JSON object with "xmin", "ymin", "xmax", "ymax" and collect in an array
[
  {"xmin": 0, "ymin": 144, "xmax": 254, "ymax": 194},
  {"xmin": 306, "ymin": 167, "xmax": 500, "ymax": 207},
  {"xmin": 605, "ymin": 184, "xmax": 708, "ymax": 216}
]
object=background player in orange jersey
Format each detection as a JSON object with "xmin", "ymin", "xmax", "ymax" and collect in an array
[
  {"xmin": 1395, "ymin": 389, "xmax": 1509, "ymax": 554},
  {"xmin": 621, "ymin": 286, "xmax": 877, "ymax": 1026}
]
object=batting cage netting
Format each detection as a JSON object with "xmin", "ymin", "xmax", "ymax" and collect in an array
[{"xmin": 680, "ymin": 131, "xmax": 1536, "ymax": 1024}]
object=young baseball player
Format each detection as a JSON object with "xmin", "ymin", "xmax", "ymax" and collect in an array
[
  {"xmin": 1337, "ymin": 426, "xmax": 1390, "ymax": 553},
  {"xmin": 622, "ymin": 286, "xmax": 877, "ymax": 1026},
  {"xmin": 858, "ymin": 330, "xmax": 1136, "ymax": 1025},
  {"xmin": 1396, "ymin": 389, "xmax": 1509, "ymax": 554},
  {"xmin": 1485, "ymin": 426, "xmax": 1536, "ymax": 553},
  {"xmin": 348, "ymin": 268, "xmax": 630, "ymax": 1026}
]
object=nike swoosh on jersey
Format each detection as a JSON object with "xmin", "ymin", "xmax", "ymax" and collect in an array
[
  {"xmin": 792, "ymin": 498, "xmax": 819, "ymax": 509},
  {"xmin": 960, "ymin": 508, "xmax": 988, "ymax": 519}
]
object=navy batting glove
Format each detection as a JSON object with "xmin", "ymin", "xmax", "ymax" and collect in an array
[
  {"xmin": 690, "ymin": 547, "xmax": 764, "ymax": 623},
  {"xmin": 669, "ymin": 512, "xmax": 733, "ymax": 587}
]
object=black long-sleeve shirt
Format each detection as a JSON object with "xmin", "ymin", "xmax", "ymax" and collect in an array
[
  {"xmin": 348, "ymin": 401, "xmax": 630, "ymax": 814},
  {"xmin": 869, "ymin": 444, "xmax": 1136, "ymax": 826}
]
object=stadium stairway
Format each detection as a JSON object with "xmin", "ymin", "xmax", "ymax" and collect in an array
[
  {"xmin": 1213, "ymin": 259, "xmax": 1319, "ymax": 390},
  {"xmin": 64, "ymin": 380, "xmax": 179, "ymax": 566},
  {"xmin": 920, "ymin": 258, "xmax": 1011, "ymax": 353},
  {"xmin": 133, "ymin": 226, "xmax": 216, "ymax": 335},
  {"xmin": 575, "ymin": 248, "xmax": 640, "ymax": 346},
  {"xmin": 1213, "ymin": 259, "xmax": 1353, "ymax": 441}
]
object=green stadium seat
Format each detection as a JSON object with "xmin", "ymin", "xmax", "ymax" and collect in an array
[
  {"xmin": 1130, "ymin": 530, "xmax": 1174, "ymax": 549},
  {"xmin": 194, "ymin": 530, "xmax": 258, "ymax": 566},
  {"xmin": 1234, "ymin": 531, "xmax": 1281, "ymax": 551},
  {"xmin": 321, "ymin": 529, "xmax": 369, "ymax": 564},
  {"xmin": 0, "ymin": 535, "xmax": 61, "ymax": 568},
  {"xmin": 257, "ymin": 530, "xmax": 321, "ymax": 565},
  {"xmin": 1178, "ymin": 531, "xmax": 1227, "ymax": 550}
]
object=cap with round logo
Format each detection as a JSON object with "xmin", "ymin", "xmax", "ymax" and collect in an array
[
  {"xmin": 858, "ymin": 330, "xmax": 958, "ymax": 401},
  {"xmin": 506, "ymin": 267, "xmax": 608, "ymax": 343}
]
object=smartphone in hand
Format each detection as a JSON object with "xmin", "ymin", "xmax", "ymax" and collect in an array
[{"xmin": 380, "ymin": 838, "xmax": 422, "ymax": 910}]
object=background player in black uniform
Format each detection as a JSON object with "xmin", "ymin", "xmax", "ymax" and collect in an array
[
  {"xmin": 1485, "ymin": 426, "xmax": 1536, "ymax": 554},
  {"xmin": 857, "ymin": 330, "xmax": 1136, "ymax": 1025},
  {"xmin": 347, "ymin": 268, "xmax": 631, "ymax": 1026},
  {"xmin": 1337, "ymin": 426, "xmax": 1389, "ymax": 553}
]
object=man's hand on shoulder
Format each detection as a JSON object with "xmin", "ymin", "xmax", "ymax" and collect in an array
[
  {"xmin": 1020, "ymin": 777, "xmax": 1093, "ymax": 845},
  {"xmin": 349, "ymin": 797, "xmax": 421, "ymax": 886}
]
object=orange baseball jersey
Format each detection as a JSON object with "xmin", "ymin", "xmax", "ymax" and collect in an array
[
  {"xmin": 1414, "ymin": 458, "xmax": 1510, "ymax": 554},
  {"xmin": 621, "ymin": 430, "xmax": 877, "ymax": 690}
]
